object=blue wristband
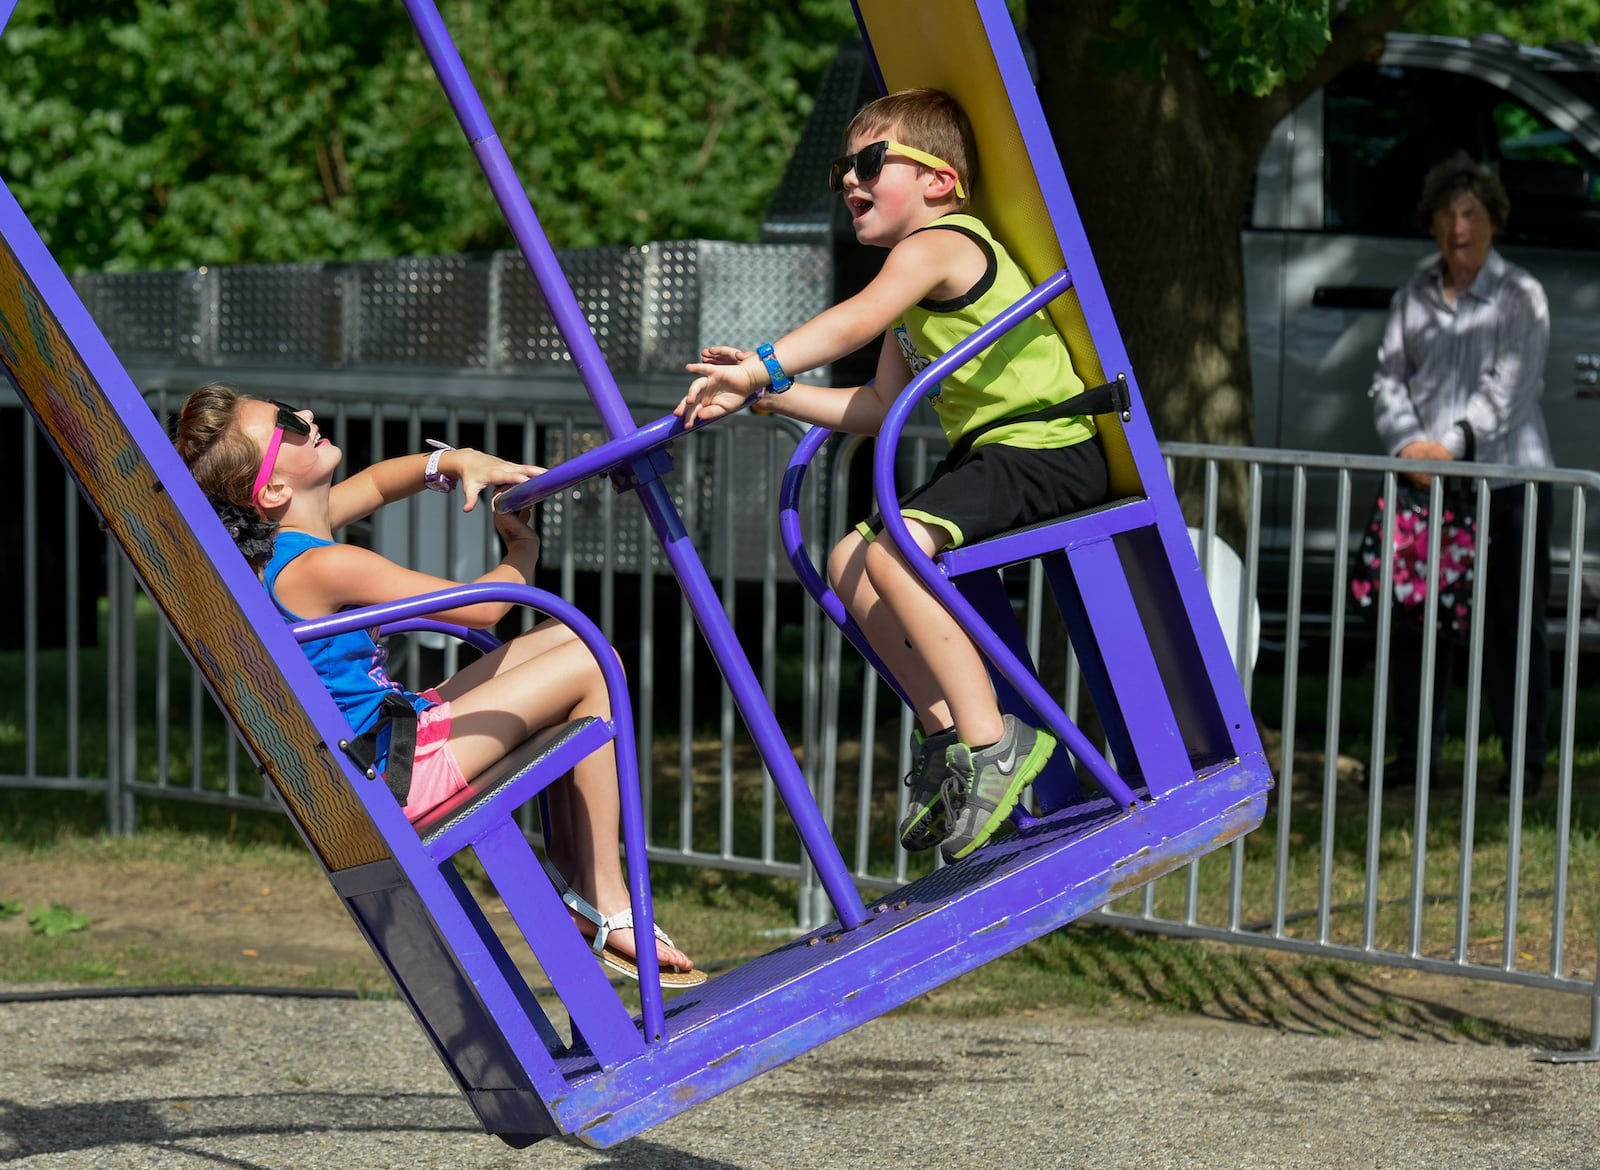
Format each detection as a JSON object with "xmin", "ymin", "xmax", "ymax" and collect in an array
[{"xmin": 757, "ymin": 343, "xmax": 793, "ymax": 393}]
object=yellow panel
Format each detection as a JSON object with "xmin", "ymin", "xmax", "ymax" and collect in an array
[{"xmin": 853, "ymin": 0, "xmax": 1141, "ymax": 498}]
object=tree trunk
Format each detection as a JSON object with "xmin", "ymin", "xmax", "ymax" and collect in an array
[
  {"xmin": 1027, "ymin": 0, "xmax": 1402, "ymax": 455},
  {"xmin": 1022, "ymin": 0, "xmax": 1405, "ymax": 692}
]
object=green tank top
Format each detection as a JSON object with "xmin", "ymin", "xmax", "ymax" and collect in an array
[{"xmin": 893, "ymin": 213, "xmax": 1095, "ymax": 452}]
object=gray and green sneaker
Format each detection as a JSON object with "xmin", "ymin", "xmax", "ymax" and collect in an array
[
  {"xmin": 938, "ymin": 715, "xmax": 1056, "ymax": 862},
  {"xmin": 897, "ymin": 726, "xmax": 960, "ymax": 852}
]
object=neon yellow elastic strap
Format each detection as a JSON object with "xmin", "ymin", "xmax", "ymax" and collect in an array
[{"xmin": 887, "ymin": 141, "xmax": 968, "ymax": 199}]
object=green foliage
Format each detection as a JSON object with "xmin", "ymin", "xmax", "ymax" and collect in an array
[
  {"xmin": 28, "ymin": 903, "xmax": 90, "ymax": 936},
  {"xmin": 1095, "ymin": 0, "xmax": 1600, "ymax": 98},
  {"xmin": 0, "ymin": 0, "xmax": 856, "ymax": 271},
  {"xmin": 1099, "ymin": 0, "xmax": 1394, "ymax": 96},
  {"xmin": 3, "ymin": 0, "xmax": 1592, "ymax": 275},
  {"xmin": 1404, "ymin": 0, "xmax": 1600, "ymax": 43},
  {"xmin": 0, "ymin": 898, "xmax": 20, "ymax": 920}
]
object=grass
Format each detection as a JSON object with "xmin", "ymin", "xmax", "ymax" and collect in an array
[
  {"xmin": 1112, "ymin": 629, "xmax": 1600, "ymax": 980},
  {"xmin": 2, "ymin": 822, "xmax": 1576, "ymax": 1047},
  {"xmin": 3, "ymin": 596, "xmax": 1598, "ymax": 1036},
  {"xmin": 0, "ymin": 816, "xmax": 1389, "ymax": 1031},
  {"xmin": 652, "ymin": 706, "xmax": 1600, "ymax": 985}
]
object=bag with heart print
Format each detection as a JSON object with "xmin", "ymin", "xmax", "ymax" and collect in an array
[{"xmin": 1349, "ymin": 479, "xmax": 1476, "ymax": 640}]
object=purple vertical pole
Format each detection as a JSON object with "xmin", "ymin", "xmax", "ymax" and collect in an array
[
  {"xmin": 399, "ymin": 0, "xmax": 868, "ymax": 929},
  {"xmin": 401, "ymin": 0, "xmax": 635, "ymax": 441}
]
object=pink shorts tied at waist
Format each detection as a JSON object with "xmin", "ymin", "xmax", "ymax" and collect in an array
[{"xmin": 399, "ymin": 688, "xmax": 471, "ymax": 823}]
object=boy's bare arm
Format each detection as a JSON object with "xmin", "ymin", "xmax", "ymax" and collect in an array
[
  {"xmin": 764, "ymin": 234, "xmax": 960, "ymax": 373},
  {"xmin": 678, "ymin": 333, "xmax": 908, "ymax": 433},
  {"xmin": 678, "ymin": 231, "xmax": 969, "ymax": 429},
  {"xmin": 753, "ymin": 334, "xmax": 910, "ymax": 433}
]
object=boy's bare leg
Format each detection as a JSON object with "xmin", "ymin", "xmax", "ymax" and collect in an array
[
  {"xmin": 830, "ymin": 525, "xmax": 1005, "ymax": 747},
  {"xmin": 828, "ymin": 531, "xmax": 953, "ymax": 732}
]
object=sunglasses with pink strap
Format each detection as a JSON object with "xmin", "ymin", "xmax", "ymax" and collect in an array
[{"xmin": 251, "ymin": 400, "xmax": 313, "ymax": 504}]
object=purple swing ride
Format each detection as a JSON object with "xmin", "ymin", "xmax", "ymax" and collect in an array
[{"xmin": 0, "ymin": 0, "xmax": 1272, "ymax": 1150}]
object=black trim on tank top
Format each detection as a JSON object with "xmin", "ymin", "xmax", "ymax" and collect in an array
[{"xmin": 909, "ymin": 221, "xmax": 996, "ymax": 311}]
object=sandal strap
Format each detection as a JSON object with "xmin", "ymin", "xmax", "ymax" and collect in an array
[
  {"xmin": 593, "ymin": 907, "xmax": 633, "ymax": 957},
  {"xmin": 593, "ymin": 909, "xmax": 679, "ymax": 957},
  {"xmin": 541, "ymin": 856, "xmax": 604, "ymax": 931},
  {"xmin": 541, "ymin": 857, "xmax": 681, "ymax": 962}
]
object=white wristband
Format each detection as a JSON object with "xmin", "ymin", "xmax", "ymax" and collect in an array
[{"xmin": 423, "ymin": 440, "xmax": 456, "ymax": 492}]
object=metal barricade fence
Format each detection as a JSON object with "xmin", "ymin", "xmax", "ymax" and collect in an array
[
  {"xmin": 6, "ymin": 407, "xmax": 1599, "ymax": 1044},
  {"xmin": 797, "ymin": 438, "xmax": 1600, "ymax": 1048},
  {"xmin": 1108, "ymin": 445, "xmax": 1600, "ymax": 1051}
]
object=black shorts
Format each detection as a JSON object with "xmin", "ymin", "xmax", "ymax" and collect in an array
[{"xmin": 858, "ymin": 435, "xmax": 1110, "ymax": 549}]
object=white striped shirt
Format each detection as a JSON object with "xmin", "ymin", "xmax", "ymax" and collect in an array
[{"xmin": 1369, "ymin": 249, "xmax": 1553, "ymax": 484}]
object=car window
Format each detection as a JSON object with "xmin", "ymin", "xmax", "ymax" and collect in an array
[
  {"xmin": 1491, "ymin": 99, "xmax": 1600, "ymax": 248},
  {"xmin": 1323, "ymin": 62, "xmax": 1600, "ymax": 248},
  {"xmin": 1324, "ymin": 64, "xmax": 1487, "ymax": 236}
]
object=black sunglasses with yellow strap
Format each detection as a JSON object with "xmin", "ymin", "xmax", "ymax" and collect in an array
[{"xmin": 828, "ymin": 139, "xmax": 966, "ymax": 199}]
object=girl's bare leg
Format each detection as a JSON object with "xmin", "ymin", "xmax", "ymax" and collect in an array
[{"xmin": 435, "ymin": 621, "xmax": 693, "ymax": 972}]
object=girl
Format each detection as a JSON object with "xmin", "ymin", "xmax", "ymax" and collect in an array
[{"xmin": 172, "ymin": 383, "xmax": 701, "ymax": 987}]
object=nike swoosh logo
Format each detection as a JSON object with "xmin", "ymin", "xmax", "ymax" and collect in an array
[{"xmin": 995, "ymin": 743, "xmax": 1018, "ymax": 774}]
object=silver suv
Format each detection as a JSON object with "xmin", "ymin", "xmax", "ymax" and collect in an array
[{"xmin": 1244, "ymin": 33, "xmax": 1600, "ymax": 638}]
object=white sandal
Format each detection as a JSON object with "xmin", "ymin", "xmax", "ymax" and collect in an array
[
  {"xmin": 589, "ymin": 906, "xmax": 706, "ymax": 987},
  {"xmin": 540, "ymin": 858, "xmax": 707, "ymax": 988}
]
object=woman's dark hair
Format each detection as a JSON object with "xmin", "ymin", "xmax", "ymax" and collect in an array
[
  {"xmin": 169, "ymin": 382, "xmax": 278, "ymax": 567},
  {"xmin": 1417, "ymin": 152, "xmax": 1511, "ymax": 231}
]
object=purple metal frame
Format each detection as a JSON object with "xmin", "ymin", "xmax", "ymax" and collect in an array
[
  {"xmin": 0, "ymin": 0, "xmax": 1271, "ymax": 1148},
  {"xmin": 960, "ymin": 0, "xmax": 1264, "ymax": 749},
  {"xmin": 399, "ymin": 0, "xmax": 869, "ymax": 934},
  {"xmin": 291, "ymin": 583, "xmax": 671, "ymax": 1018}
]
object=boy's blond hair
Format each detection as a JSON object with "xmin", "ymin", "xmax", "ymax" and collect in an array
[{"xmin": 845, "ymin": 88, "xmax": 976, "ymax": 207}]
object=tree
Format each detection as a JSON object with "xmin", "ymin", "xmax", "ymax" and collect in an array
[
  {"xmin": 1025, "ymin": 0, "xmax": 1417, "ymax": 454},
  {"xmin": 1019, "ymin": 0, "xmax": 1588, "ymax": 688},
  {"xmin": 0, "ymin": 0, "xmax": 857, "ymax": 272},
  {"xmin": 1025, "ymin": 0, "xmax": 1596, "ymax": 451}
]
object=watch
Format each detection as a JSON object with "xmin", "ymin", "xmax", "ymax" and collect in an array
[
  {"xmin": 423, "ymin": 439, "xmax": 456, "ymax": 493},
  {"xmin": 756, "ymin": 343, "xmax": 793, "ymax": 393}
]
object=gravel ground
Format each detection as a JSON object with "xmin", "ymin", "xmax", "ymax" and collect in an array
[{"xmin": 0, "ymin": 992, "xmax": 1597, "ymax": 1169}]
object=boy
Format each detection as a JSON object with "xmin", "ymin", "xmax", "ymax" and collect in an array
[{"xmin": 676, "ymin": 88, "xmax": 1108, "ymax": 862}]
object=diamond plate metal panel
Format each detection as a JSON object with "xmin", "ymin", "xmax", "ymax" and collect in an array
[
  {"xmin": 350, "ymin": 254, "xmax": 491, "ymax": 368},
  {"xmin": 68, "ymin": 241, "xmax": 830, "ymax": 581},
  {"xmin": 696, "ymin": 241, "xmax": 830, "ymax": 357},
  {"xmin": 214, "ymin": 262, "xmax": 332, "ymax": 366},
  {"xmin": 638, "ymin": 241, "xmax": 702, "ymax": 374},
  {"xmin": 71, "ymin": 269, "xmax": 205, "ymax": 362},
  {"xmin": 497, "ymin": 245, "xmax": 648, "ymax": 372}
]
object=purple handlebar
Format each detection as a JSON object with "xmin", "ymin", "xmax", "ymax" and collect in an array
[{"xmin": 493, "ymin": 402, "xmax": 758, "ymax": 514}]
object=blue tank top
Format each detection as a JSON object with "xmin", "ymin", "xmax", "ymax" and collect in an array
[{"xmin": 261, "ymin": 531, "xmax": 433, "ymax": 738}]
